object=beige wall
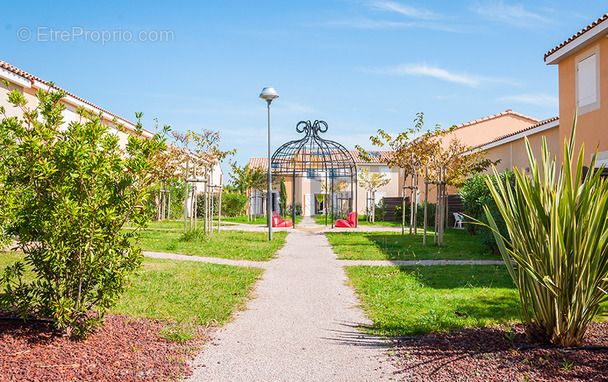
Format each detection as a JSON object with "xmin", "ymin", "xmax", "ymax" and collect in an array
[
  {"xmin": 482, "ymin": 126, "xmax": 560, "ymax": 175},
  {"xmin": 277, "ymin": 163, "xmax": 401, "ymax": 217},
  {"xmin": 402, "ymin": 113, "xmax": 541, "ymax": 203},
  {"xmin": 445, "ymin": 113, "xmax": 538, "ymax": 148},
  {"xmin": 0, "ymin": 81, "xmax": 39, "ymax": 119},
  {"xmin": 0, "ymin": 77, "xmax": 142, "ymax": 152},
  {"xmin": 558, "ymin": 39, "xmax": 608, "ymax": 165},
  {"xmin": 355, "ymin": 163, "xmax": 400, "ymax": 216}
]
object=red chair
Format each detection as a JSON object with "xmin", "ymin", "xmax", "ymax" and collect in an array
[
  {"xmin": 272, "ymin": 211, "xmax": 293, "ymax": 228},
  {"xmin": 335, "ymin": 212, "xmax": 358, "ymax": 228}
]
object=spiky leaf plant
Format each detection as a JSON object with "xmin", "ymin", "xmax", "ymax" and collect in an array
[{"xmin": 485, "ymin": 118, "xmax": 608, "ymax": 347}]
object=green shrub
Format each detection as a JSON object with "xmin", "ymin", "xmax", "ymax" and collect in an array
[
  {"xmin": 460, "ymin": 171, "xmax": 514, "ymax": 253},
  {"xmin": 221, "ymin": 193, "xmax": 248, "ymax": 217},
  {"xmin": 395, "ymin": 202, "xmax": 436, "ymax": 227},
  {"xmin": 279, "ymin": 179, "xmax": 287, "ymax": 215},
  {"xmin": 145, "ymin": 180, "xmax": 186, "ymax": 220},
  {"xmin": 486, "ymin": 124, "xmax": 608, "ymax": 347},
  {"xmin": 0, "ymin": 84, "xmax": 164, "ymax": 338},
  {"xmin": 374, "ymin": 200, "xmax": 386, "ymax": 221},
  {"xmin": 288, "ymin": 203, "xmax": 302, "ymax": 216},
  {"xmin": 196, "ymin": 192, "xmax": 220, "ymax": 218}
]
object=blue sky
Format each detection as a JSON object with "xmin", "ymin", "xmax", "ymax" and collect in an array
[{"xmin": 1, "ymin": 1, "xmax": 607, "ymax": 176}]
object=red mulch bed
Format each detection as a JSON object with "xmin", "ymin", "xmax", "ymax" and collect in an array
[
  {"xmin": 0, "ymin": 312, "xmax": 205, "ymax": 382},
  {"xmin": 391, "ymin": 322, "xmax": 608, "ymax": 381}
]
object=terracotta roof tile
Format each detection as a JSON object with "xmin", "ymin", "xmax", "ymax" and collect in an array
[
  {"xmin": 473, "ymin": 116, "xmax": 559, "ymax": 149},
  {"xmin": 249, "ymin": 150, "xmax": 392, "ymax": 171},
  {"xmin": 348, "ymin": 150, "xmax": 392, "ymax": 163},
  {"xmin": 248, "ymin": 157, "xmax": 268, "ymax": 170},
  {"xmin": 0, "ymin": 59, "xmax": 150, "ymax": 135},
  {"xmin": 544, "ymin": 14, "xmax": 608, "ymax": 61}
]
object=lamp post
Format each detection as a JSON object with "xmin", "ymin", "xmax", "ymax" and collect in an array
[{"xmin": 259, "ymin": 87, "xmax": 279, "ymax": 241}]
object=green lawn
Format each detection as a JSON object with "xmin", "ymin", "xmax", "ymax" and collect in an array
[
  {"xmin": 114, "ymin": 257, "xmax": 262, "ymax": 341},
  {"xmin": 326, "ymin": 229, "xmax": 495, "ymax": 260},
  {"xmin": 124, "ymin": 220, "xmax": 184, "ymax": 230},
  {"xmin": 345, "ymin": 265, "xmax": 520, "ymax": 336},
  {"xmin": 138, "ymin": 229, "xmax": 287, "ymax": 261},
  {"xmin": 0, "ymin": 252, "xmax": 263, "ymax": 342}
]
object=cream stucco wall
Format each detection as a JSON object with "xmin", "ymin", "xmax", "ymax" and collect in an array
[
  {"xmin": 445, "ymin": 112, "xmax": 539, "ymax": 148},
  {"xmin": 482, "ymin": 126, "xmax": 560, "ymax": 175}
]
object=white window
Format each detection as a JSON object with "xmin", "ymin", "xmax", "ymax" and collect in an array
[
  {"xmin": 576, "ymin": 47, "xmax": 600, "ymax": 114},
  {"xmin": 578, "ymin": 54, "xmax": 596, "ymax": 107}
]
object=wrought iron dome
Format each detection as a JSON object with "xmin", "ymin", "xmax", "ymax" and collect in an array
[
  {"xmin": 271, "ymin": 120, "xmax": 357, "ymax": 228},
  {"xmin": 271, "ymin": 120, "xmax": 357, "ymax": 177}
]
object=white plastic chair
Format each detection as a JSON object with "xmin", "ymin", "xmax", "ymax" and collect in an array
[{"xmin": 453, "ymin": 213, "xmax": 463, "ymax": 229}]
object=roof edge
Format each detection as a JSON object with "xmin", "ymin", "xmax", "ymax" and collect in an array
[
  {"xmin": 474, "ymin": 116, "xmax": 559, "ymax": 150},
  {"xmin": 545, "ymin": 14, "xmax": 608, "ymax": 65},
  {"xmin": 452, "ymin": 109, "xmax": 539, "ymax": 131},
  {"xmin": 0, "ymin": 59, "xmax": 154, "ymax": 138}
]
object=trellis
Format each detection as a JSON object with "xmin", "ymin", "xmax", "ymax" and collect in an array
[
  {"xmin": 271, "ymin": 120, "xmax": 357, "ymax": 228},
  {"xmin": 183, "ymin": 158, "xmax": 222, "ymax": 234}
]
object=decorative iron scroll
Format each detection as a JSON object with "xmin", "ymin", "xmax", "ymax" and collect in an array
[{"xmin": 295, "ymin": 120, "xmax": 329, "ymax": 137}]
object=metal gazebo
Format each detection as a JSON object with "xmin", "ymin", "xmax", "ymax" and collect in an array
[{"xmin": 271, "ymin": 120, "xmax": 357, "ymax": 228}]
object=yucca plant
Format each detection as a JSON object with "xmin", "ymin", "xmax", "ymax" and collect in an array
[{"xmin": 485, "ymin": 117, "xmax": 608, "ymax": 347}]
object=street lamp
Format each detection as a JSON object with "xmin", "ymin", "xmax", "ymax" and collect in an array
[{"xmin": 259, "ymin": 87, "xmax": 279, "ymax": 241}]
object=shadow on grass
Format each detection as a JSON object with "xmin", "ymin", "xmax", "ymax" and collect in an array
[
  {"xmin": 399, "ymin": 264, "xmax": 515, "ymax": 290},
  {"xmin": 364, "ymin": 230, "xmax": 495, "ymax": 261},
  {"xmin": 345, "ymin": 265, "xmax": 521, "ymax": 337},
  {"xmin": 364, "ymin": 294, "xmax": 521, "ymax": 337}
]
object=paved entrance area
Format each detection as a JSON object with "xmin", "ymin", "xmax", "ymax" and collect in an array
[{"xmin": 186, "ymin": 225, "xmax": 395, "ymax": 381}]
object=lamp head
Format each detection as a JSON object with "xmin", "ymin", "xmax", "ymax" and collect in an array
[{"xmin": 259, "ymin": 87, "xmax": 279, "ymax": 103}]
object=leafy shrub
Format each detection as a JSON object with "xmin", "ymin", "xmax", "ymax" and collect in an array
[
  {"xmin": 374, "ymin": 200, "xmax": 386, "ymax": 221},
  {"xmin": 279, "ymin": 179, "xmax": 287, "ymax": 215},
  {"xmin": 146, "ymin": 180, "xmax": 186, "ymax": 220},
  {"xmin": 196, "ymin": 192, "xmax": 220, "ymax": 218},
  {"xmin": 395, "ymin": 202, "xmax": 436, "ymax": 227},
  {"xmin": 460, "ymin": 171, "xmax": 514, "ymax": 253},
  {"xmin": 0, "ymin": 84, "xmax": 164, "ymax": 338},
  {"xmin": 486, "ymin": 128, "xmax": 608, "ymax": 347},
  {"xmin": 287, "ymin": 203, "xmax": 302, "ymax": 216},
  {"xmin": 221, "ymin": 193, "xmax": 248, "ymax": 217}
]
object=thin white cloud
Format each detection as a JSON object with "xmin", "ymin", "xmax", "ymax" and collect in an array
[
  {"xmin": 367, "ymin": 0, "xmax": 438, "ymax": 20},
  {"xmin": 470, "ymin": 1, "xmax": 548, "ymax": 27},
  {"xmin": 367, "ymin": 63, "xmax": 515, "ymax": 88},
  {"xmin": 323, "ymin": 18, "xmax": 411, "ymax": 29},
  {"xmin": 320, "ymin": 18, "xmax": 464, "ymax": 32},
  {"xmin": 498, "ymin": 93, "xmax": 558, "ymax": 107}
]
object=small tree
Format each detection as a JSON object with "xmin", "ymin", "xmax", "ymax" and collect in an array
[
  {"xmin": 358, "ymin": 113, "xmax": 496, "ymax": 240},
  {"xmin": 279, "ymin": 178, "xmax": 287, "ymax": 215},
  {"xmin": 229, "ymin": 161, "xmax": 266, "ymax": 220},
  {"xmin": 358, "ymin": 167, "xmax": 390, "ymax": 222},
  {"xmin": 0, "ymin": 82, "xmax": 165, "ymax": 338}
]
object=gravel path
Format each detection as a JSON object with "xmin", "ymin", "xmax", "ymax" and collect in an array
[
  {"xmin": 144, "ymin": 251, "xmax": 505, "ymax": 268},
  {"xmin": 143, "ymin": 251, "xmax": 269, "ymax": 268},
  {"xmin": 186, "ymin": 228, "xmax": 396, "ymax": 381}
]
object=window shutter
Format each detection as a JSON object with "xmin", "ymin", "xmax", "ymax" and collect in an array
[{"xmin": 578, "ymin": 54, "xmax": 596, "ymax": 107}]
